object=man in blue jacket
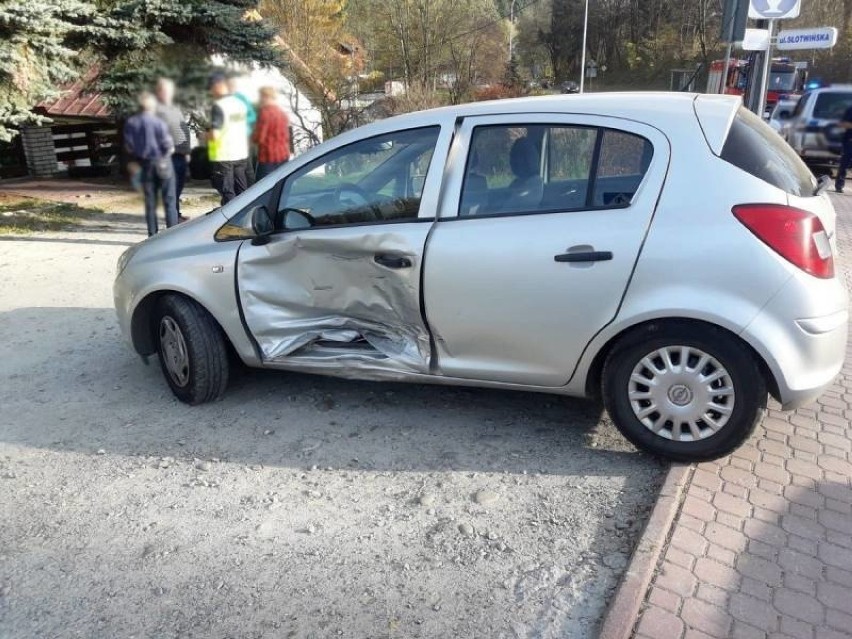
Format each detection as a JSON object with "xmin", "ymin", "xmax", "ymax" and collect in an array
[{"xmin": 124, "ymin": 92, "xmax": 178, "ymax": 235}]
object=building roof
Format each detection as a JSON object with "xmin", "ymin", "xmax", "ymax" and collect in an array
[{"xmin": 35, "ymin": 67, "xmax": 111, "ymax": 120}]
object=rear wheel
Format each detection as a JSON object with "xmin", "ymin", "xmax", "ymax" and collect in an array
[
  {"xmin": 602, "ymin": 324, "xmax": 766, "ymax": 461},
  {"xmin": 154, "ymin": 295, "xmax": 230, "ymax": 405}
]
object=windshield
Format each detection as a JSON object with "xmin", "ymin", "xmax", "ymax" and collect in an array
[
  {"xmin": 768, "ymin": 71, "xmax": 797, "ymax": 92},
  {"xmin": 813, "ymin": 92, "xmax": 852, "ymax": 120}
]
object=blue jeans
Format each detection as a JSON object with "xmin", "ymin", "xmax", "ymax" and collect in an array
[
  {"xmin": 142, "ymin": 158, "xmax": 178, "ymax": 236},
  {"xmin": 171, "ymin": 154, "xmax": 188, "ymax": 214},
  {"xmin": 837, "ymin": 141, "xmax": 852, "ymax": 192}
]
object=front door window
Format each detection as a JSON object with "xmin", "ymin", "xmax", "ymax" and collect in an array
[{"xmin": 275, "ymin": 127, "xmax": 440, "ymax": 230}]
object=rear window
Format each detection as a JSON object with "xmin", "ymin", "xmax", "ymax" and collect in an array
[
  {"xmin": 813, "ymin": 91, "xmax": 852, "ymax": 120},
  {"xmin": 720, "ymin": 108, "xmax": 816, "ymax": 197}
]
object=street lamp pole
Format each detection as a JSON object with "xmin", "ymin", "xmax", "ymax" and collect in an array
[{"xmin": 579, "ymin": 0, "xmax": 589, "ymax": 93}]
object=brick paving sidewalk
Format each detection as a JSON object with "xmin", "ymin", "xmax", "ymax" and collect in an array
[{"xmin": 631, "ymin": 192, "xmax": 852, "ymax": 639}]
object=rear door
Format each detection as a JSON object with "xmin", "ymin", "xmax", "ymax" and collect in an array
[
  {"xmin": 423, "ymin": 114, "xmax": 670, "ymax": 387},
  {"xmin": 236, "ymin": 122, "xmax": 453, "ymax": 375}
]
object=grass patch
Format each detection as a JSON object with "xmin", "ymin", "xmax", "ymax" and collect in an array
[
  {"xmin": 0, "ymin": 198, "xmax": 99, "ymax": 235},
  {"xmin": 179, "ymin": 192, "xmax": 222, "ymax": 209}
]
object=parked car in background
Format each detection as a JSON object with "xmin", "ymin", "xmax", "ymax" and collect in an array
[
  {"xmin": 784, "ymin": 86, "xmax": 852, "ymax": 164},
  {"xmin": 559, "ymin": 81, "xmax": 580, "ymax": 94},
  {"xmin": 768, "ymin": 97, "xmax": 799, "ymax": 134},
  {"xmin": 114, "ymin": 93, "xmax": 848, "ymax": 462}
]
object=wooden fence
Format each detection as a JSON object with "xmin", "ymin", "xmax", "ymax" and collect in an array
[{"xmin": 52, "ymin": 122, "xmax": 120, "ymax": 168}]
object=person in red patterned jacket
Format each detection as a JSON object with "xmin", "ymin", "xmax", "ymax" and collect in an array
[{"xmin": 252, "ymin": 87, "xmax": 291, "ymax": 180}]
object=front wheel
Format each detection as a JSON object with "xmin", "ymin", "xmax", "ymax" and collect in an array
[
  {"xmin": 154, "ymin": 295, "xmax": 230, "ymax": 405},
  {"xmin": 602, "ymin": 325, "xmax": 766, "ymax": 461}
]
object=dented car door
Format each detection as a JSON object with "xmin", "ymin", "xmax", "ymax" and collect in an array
[{"xmin": 236, "ymin": 124, "xmax": 451, "ymax": 378}]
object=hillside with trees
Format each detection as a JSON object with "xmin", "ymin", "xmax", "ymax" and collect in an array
[{"xmin": 1, "ymin": 0, "xmax": 850, "ymax": 140}]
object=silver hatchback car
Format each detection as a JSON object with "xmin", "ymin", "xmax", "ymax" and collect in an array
[{"xmin": 114, "ymin": 93, "xmax": 848, "ymax": 461}]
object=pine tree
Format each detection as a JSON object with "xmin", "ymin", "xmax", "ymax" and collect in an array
[
  {"xmin": 0, "ymin": 0, "xmax": 106, "ymax": 140},
  {"xmin": 0, "ymin": 0, "xmax": 279, "ymax": 139},
  {"xmin": 96, "ymin": 0, "xmax": 280, "ymax": 117}
]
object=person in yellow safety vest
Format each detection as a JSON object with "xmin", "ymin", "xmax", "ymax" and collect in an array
[{"xmin": 207, "ymin": 73, "xmax": 253, "ymax": 205}]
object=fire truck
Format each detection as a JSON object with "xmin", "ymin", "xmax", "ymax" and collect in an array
[{"xmin": 706, "ymin": 58, "xmax": 808, "ymax": 109}]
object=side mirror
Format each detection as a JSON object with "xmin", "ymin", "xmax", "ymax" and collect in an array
[
  {"xmin": 778, "ymin": 111, "xmax": 792, "ymax": 120},
  {"xmin": 250, "ymin": 205, "xmax": 273, "ymax": 245}
]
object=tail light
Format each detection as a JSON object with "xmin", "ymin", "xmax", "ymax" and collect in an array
[{"xmin": 733, "ymin": 204, "xmax": 834, "ymax": 279}]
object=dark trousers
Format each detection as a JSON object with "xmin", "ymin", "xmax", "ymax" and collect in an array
[
  {"xmin": 210, "ymin": 159, "xmax": 252, "ymax": 205},
  {"xmin": 246, "ymin": 153, "xmax": 256, "ymax": 186},
  {"xmin": 171, "ymin": 154, "xmax": 188, "ymax": 214},
  {"xmin": 256, "ymin": 161, "xmax": 284, "ymax": 181},
  {"xmin": 837, "ymin": 141, "xmax": 852, "ymax": 192},
  {"xmin": 141, "ymin": 159, "xmax": 178, "ymax": 236}
]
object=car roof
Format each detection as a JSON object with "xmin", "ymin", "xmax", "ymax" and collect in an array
[
  {"xmin": 810, "ymin": 86, "xmax": 852, "ymax": 94},
  {"xmin": 381, "ymin": 92, "xmax": 714, "ymax": 127}
]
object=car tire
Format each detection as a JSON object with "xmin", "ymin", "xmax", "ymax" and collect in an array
[
  {"xmin": 602, "ymin": 324, "xmax": 766, "ymax": 462},
  {"xmin": 154, "ymin": 294, "xmax": 230, "ymax": 405}
]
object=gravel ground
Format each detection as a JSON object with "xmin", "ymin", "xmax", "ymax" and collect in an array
[{"xmin": 0, "ymin": 208, "xmax": 664, "ymax": 638}]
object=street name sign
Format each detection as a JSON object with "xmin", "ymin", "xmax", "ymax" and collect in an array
[{"xmin": 776, "ymin": 27, "xmax": 839, "ymax": 50}]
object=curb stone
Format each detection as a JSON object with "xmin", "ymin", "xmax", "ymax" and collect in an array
[{"xmin": 599, "ymin": 463, "xmax": 693, "ymax": 639}]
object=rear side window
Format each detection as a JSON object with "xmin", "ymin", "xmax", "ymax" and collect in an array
[
  {"xmin": 595, "ymin": 130, "xmax": 654, "ymax": 207},
  {"xmin": 813, "ymin": 91, "xmax": 852, "ymax": 120},
  {"xmin": 720, "ymin": 108, "xmax": 816, "ymax": 197},
  {"xmin": 459, "ymin": 124, "xmax": 653, "ymax": 217}
]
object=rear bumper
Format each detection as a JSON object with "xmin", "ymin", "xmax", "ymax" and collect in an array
[
  {"xmin": 743, "ymin": 276, "xmax": 848, "ymax": 410},
  {"xmin": 780, "ymin": 309, "xmax": 848, "ymax": 409}
]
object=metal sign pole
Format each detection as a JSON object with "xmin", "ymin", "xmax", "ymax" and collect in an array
[
  {"xmin": 745, "ymin": 18, "xmax": 767, "ymax": 113},
  {"xmin": 756, "ymin": 19, "xmax": 775, "ymax": 116}
]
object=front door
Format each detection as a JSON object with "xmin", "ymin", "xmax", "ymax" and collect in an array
[
  {"xmin": 237, "ymin": 124, "xmax": 449, "ymax": 375},
  {"xmin": 423, "ymin": 114, "xmax": 670, "ymax": 387}
]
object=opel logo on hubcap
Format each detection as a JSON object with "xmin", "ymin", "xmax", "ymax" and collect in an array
[{"xmin": 668, "ymin": 384, "xmax": 693, "ymax": 406}]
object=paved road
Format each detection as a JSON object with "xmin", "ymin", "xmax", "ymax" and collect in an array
[
  {"xmin": 0, "ymin": 194, "xmax": 662, "ymax": 638},
  {"xmin": 633, "ymin": 192, "xmax": 852, "ymax": 639}
]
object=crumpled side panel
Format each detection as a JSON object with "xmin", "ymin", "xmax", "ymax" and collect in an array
[{"xmin": 237, "ymin": 225, "xmax": 433, "ymax": 374}]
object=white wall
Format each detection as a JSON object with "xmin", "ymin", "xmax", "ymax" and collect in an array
[{"xmin": 210, "ymin": 56, "xmax": 324, "ymax": 154}]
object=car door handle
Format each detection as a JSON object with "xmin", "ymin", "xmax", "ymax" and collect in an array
[
  {"xmin": 554, "ymin": 251, "xmax": 613, "ymax": 263},
  {"xmin": 374, "ymin": 253, "xmax": 413, "ymax": 269}
]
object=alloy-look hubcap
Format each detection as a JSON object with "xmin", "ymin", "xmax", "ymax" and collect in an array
[
  {"xmin": 159, "ymin": 316, "xmax": 190, "ymax": 388},
  {"xmin": 627, "ymin": 345, "xmax": 735, "ymax": 442}
]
